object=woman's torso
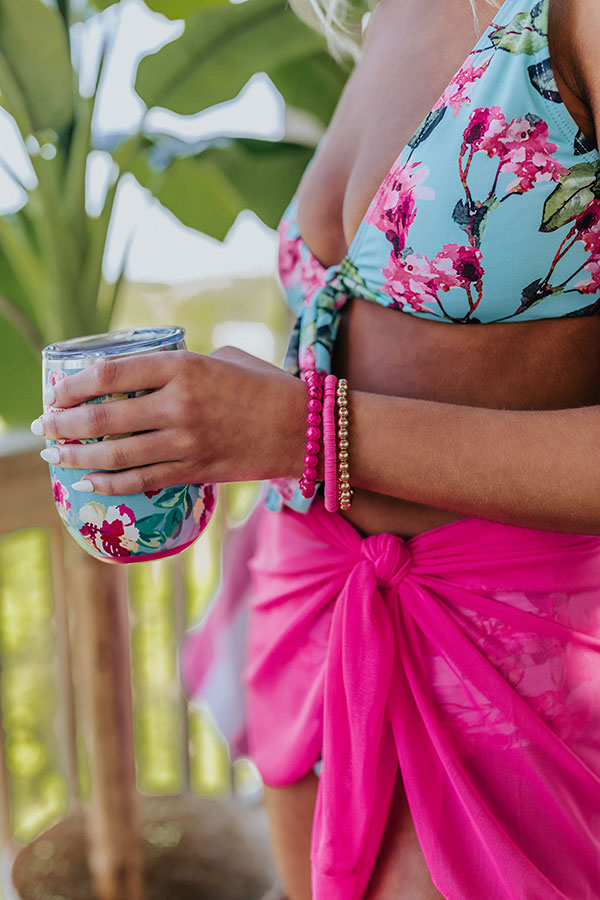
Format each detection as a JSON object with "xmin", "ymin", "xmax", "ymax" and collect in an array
[{"xmin": 276, "ymin": 0, "xmax": 600, "ymax": 538}]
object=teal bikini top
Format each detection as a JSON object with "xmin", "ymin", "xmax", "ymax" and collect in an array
[{"xmin": 266, "ymin": 0, "xmax": 600, "ymax": 513}]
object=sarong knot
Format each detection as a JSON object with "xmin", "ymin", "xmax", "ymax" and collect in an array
[{"xmin": 361, "ymin": 533, "xmax": 411, "ymax": 588}]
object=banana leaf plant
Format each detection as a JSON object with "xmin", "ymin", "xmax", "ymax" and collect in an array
[{"xmin": 0, "ymin": 0, "xmax": 349, "ymax": 427}]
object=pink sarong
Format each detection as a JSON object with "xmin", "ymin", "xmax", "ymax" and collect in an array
[{"xmin": 243, "ymin": 495, "xmax": 600, "ymax": 900}]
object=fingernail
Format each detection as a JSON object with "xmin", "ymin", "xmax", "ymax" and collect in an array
[
  {"xmin": 43, "ymin": 386, "xmax": 55, "ymax": 405},
  {"xmin": 40, "ymin": 447, "xmax": 60, "ymax": 463},
  {"xmin": 72, "ymin": 479, "xmax": 94, "ymax": 492},
  {"xmin": 30, "ymin": 417, "xmax": 45, "ymax": 436}
]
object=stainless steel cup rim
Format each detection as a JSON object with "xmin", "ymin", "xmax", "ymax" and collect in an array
[{"xmin": 42, "ymin": 326, "xmax": 185, "ymax": 361}]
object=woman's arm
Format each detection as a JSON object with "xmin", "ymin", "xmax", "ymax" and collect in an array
[
  {"xmin": 34, "ymin": 346, "xmax": 600, "ymax": 535},
  {"xmin": 349, "ymin": 392, "xmax": 600, "ymax": 534}
]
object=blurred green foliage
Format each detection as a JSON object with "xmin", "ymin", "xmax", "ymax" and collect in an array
[{"xmin": 0, "ymin": 0, "xmax": 350, "ymax": 427}]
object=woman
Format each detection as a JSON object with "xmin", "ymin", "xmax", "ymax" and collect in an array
[{"xmin": 32, "ymin": 0, "xmax": 600, "ymax": 896}]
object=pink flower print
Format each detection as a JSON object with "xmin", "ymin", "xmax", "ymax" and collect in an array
[
  {"xmin": 47, "ymin": 370, "xmax": 67, "ymax": 388},
  {"xmin": 192, "ymin": 484, "xmax": 215, "ymax": 530},
  {"xmin": 51, "ymin": 475, "xmax": 71, "ymax": 512},
  {"xmin": 366, "ymin": 160, "xmax": 434, "ymax": 257},
  {"xmin": 381, "ymin": 253, "xmax": 441, "ymax": 313},
  {"xmin": 432, "ymin": 54, "xmax": 492, "ymax": 117},
  {"xmin": 299, "ymin": 344, "xmax": 316, "ymax": 373},
  {"xmin": 434, "ymin": 244, "xmax": 484, "ymax": 289},
  {"xmin": 277, "ymin": 219, "xmax": 302, "ymax": 289},
  {"xmin": 463, "ymin": 110, "xmax": 567, "ymax": 196},
  {"xmin": 300, "ymin": 253, "xmax": 327, "ymax": 303},
  {"xmin": 268, "ymin": 477, "xmax": 297, "ymax": 503},
  {"xmin": 463, "ymin": 106, "xmax": 508, "ymax": 153},
  {"xmin": 79, "ymin": 501, "xmax": 139, "ymax": 558},
  {"xmin": 575, "ymin": 258, "xmax": 600, "ymax": 294},
  {"xmin": 576, "ymin": 199, "xmax": 600, "ymax": 233},
  {"xmin": 499, "ymin": 117, "xmax": 567, "ymax": 194},
  {"xmin": 575, "ymin": 200, "xmax": 600, "ymax": 254},
  {"xmin": 381, "ymin": 244, "xmax": 484, "ymax": 318}
]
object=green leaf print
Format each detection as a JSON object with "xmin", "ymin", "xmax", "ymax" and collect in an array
[
  {"xmin": 528, "ymin": 59, "xmax": 561, "ymax": 103},
  {"xmin": 136, "ymin": 513, "xmax": 165, "ymax": 533},
  {"xmin": 337, "ymin": 258, "xmax": 380, "ymax": 302},
  {"xmin": 541, "ymin": 162, "xmax": 600, "ymax": 232},
  {"xmin": 137, "ymin": 530, "xmax": 165, "ymax": 549},
  {"xmin": 155, "ymin": 485, "xmax": 188, "ymax": 508},
  {"xmin": 164, "ymin": 508, "xmax": 184, "ymax": 539},
  {"xmin": 407, "ymin": 107, "xmax": 447, "ymax": 153},
  {"xmin": 490, "ymin": 1, "xmax": 547, "ymax": 55}
]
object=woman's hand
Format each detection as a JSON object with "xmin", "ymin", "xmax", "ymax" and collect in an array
[{"xmin": 31, "ymin": 347, "xmax": 307, "ymax": 495}]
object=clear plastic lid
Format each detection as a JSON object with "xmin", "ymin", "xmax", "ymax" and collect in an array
[{"xmin": 42, "ymin": 327, "xmax": 185, "ymax": 361}]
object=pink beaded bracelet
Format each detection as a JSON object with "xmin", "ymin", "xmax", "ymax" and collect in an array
[
  {"xmin": 299, "ymin": 369, "xmax": 324, "ymax": 499},
  {"xmin": 323, "ymin": 374, "xmax": 339, "ymax": 512}
]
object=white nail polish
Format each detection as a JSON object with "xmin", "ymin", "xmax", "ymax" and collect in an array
[
  {"xmin": 30, "ymin": 417, "xmax": 45, "ymax": 436},
  {"xmin": 72, "ymin": 479, "xmax": 94, "ymax": 492},
  {"xmin": 40, "ymin": 447, "xmax": 60, "ymax": 463},
  {"xmin": 43, "ymin": 386, "xmax": 55, "ymax": 405}
]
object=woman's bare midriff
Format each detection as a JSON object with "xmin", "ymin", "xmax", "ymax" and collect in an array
[{"xmin": 330, "ymin": 302, "xmax": 600, "ymax": 539}]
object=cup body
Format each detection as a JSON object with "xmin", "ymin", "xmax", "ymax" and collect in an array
[{"xmin": 42, "ymin": 327, "xmax": 216, "ymax": 564}]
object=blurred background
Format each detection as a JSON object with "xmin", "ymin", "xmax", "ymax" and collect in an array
[{"xmin": 0, "ymin": 0, "xmax": 354, "ymax": 896}]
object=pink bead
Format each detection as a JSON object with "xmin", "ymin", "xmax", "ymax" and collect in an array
[
  {"xmin": 303, "ymin": 468, "xmax": 317, "ymax": 481},
  {"xmin": 306, "ymin": 426, "xmax": 321, "ymax": 440},
  {"xmin": 304, "ymin": 454, "xmax": 318, "ymax": 468},
  {"xmin": 306, "ymin": 440, "xmax": 319, "ymax": 455},
  {"xmin": 308, "ymin": 386, "xmax": 323, "ymax": 399},
  {"xmin": 307, "ymin": 412, "xmax": 320, "ymax": 426},
  {"xmin": 307, "ymin": 399, "xmax": 322, "ymax": 413}
]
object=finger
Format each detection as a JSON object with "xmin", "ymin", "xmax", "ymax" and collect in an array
[
  {"xmin": 78, "ymin": 461, "xmax": 194, "ymax": 497},
  {"xmin": 45, "ymin": 352, "xmax": 182, "ymax": 409},
  {"xmin": 42, "ymin": 429, "xmax": 185, "ymax": 472},
  {"xmin": 41, "ymin": 392, "xmax": 168, "ymax": 441}
]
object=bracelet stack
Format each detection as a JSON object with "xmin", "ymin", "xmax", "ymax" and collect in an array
[{"xmin": 299, "ymin": 369, "xmax": 353, "ymax": 511}]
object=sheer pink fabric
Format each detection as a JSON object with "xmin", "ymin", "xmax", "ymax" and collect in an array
[{"xmin": 244, "ymin": 496, "xmax": 600, "ymax": 900}]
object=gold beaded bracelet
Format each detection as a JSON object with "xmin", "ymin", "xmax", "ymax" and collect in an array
[{"xmin": 336, "ymin": 378, "xmax": 353, "ymax": 510}]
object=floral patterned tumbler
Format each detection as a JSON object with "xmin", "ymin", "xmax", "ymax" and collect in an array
[{"xmin": 42, "ymin": 327, "xmax": 216, "ymax": 564}]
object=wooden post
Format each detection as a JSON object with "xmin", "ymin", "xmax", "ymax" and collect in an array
[{"xmin": 66, "ymin": 543, "xmax": 145, "ymax": 900}]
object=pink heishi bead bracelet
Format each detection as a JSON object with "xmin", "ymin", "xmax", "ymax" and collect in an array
[
  {"xmin": 323, "ymin": 374, "xmax": 339, "ymax": 512},
  {"xmin": 299, "ymin": 369, "xmax": 324, "ymax": 498}
]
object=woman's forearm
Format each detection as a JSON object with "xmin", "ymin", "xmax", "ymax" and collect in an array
[{"xmin": 328, "ymin": 392, "xmax": 600, "ymax": 535}]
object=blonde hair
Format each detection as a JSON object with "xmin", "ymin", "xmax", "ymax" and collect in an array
[{"xmin": 289, "ymin": 0, "xmax": 502, "ymax": 63}]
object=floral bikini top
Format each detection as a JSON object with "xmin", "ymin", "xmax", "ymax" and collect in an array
[{"xmin": 266, "ymin": 0, "xmax": 600, "ymax": 513}]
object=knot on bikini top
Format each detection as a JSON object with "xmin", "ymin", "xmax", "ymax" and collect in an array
[{"xmin": 361, "ymin": 533, "xmax": 411, "ymax": 589}]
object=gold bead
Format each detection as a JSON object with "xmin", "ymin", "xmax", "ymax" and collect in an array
[
  {"xmin": 340, "ymin": 489, "xmax": 351, "ymax": 499},
  {"xmin": 339, "ymin": 477, "xmax": 350, "ymax": 487},
  {"xmin": 339, "ymin": 461, "xmax": 349, "ymax": 472},
  {"xmin": 339, "ymin": 440, "xmax": 349, "ymax": 449},
  {"xmin": 338, "ymin": 429, "xmax": 348, "ymax": 439},
  {"xmin": 337, "ymin": 397, "xmax": 348, "ymax": 407},
  {"xmin": 338, "ymin": 379, "xmax": 348, "ymax": 388},
  {"xmin": 338, "ymin": 450, "xmax": 349, "ymax": 460}
]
